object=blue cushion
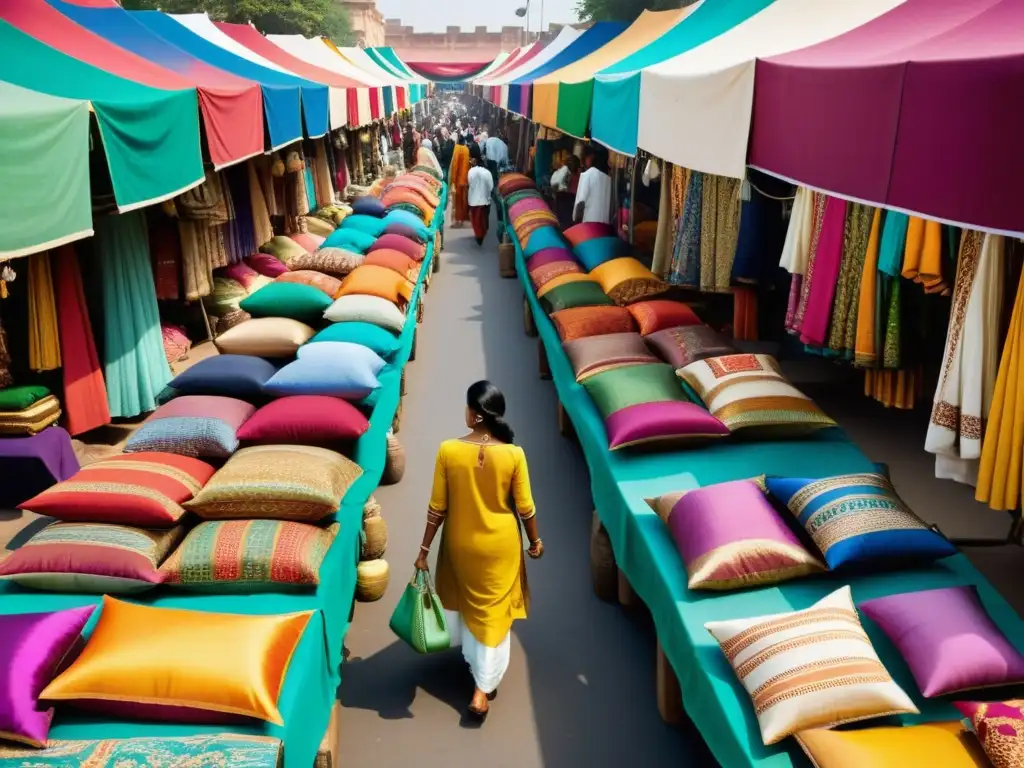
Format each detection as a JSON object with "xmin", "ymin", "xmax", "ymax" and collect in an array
[
  {"xmin": 323, "ymin": 228, "xmax": 377, "ymax": 254},
  {"xmin": 765, "ymin": 473, "xmax": 958, "ymax": 570},
  {"xmin": 169, "ymin": 355, "xmax": 277, "ymax": 398},
  {"xmin": 523, "ymin": 227, "xmax": 567, "ymax": 259},
  {"xmin": 307, "ymin": 322, "xmax": 401, "ymax": 359},
  {"xmin": 574, "ymin": 236, "xmax": 631, "ymax": 271},
  {"xmin": 296, "ymin": 341, "xmax": 386, "ymax": 375},
  {"xmin": 263, "ymin": 357, "xmax": 381, "ymax": 400},
  {"xmin": 124, "ymin": 417, "xmax": 239, "ymax": 458},
  {"xmin": 341, "ymin": 214, "xmax": 388, "ymax": 237},
  {"xmin": 382, "ymin": 222, "xmax": 427, "ymax": 244},
  {"xmin": 384, "ymin": 211, "xmax": 430, "ymax": 240},
  {"xmin": 351, "ymin": 197, "xmax": 386, "ymax": 217}
]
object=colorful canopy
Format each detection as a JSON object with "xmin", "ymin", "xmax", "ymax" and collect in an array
[
  {"xmin": 0, "ymin": 18, "xmax": 204, "ymax": 212},
  {"xmin": 532, "ymin": 9, "xmax": 693, "ymax": 137},
  {"xmin": 638, "ymin": 0, "xmax": 904, "ymax": 179},
  {"xmin": 750, "ymin": 0, "xmax": 1024, "ymax": 235},
  {"xmin": 407, "ymin": 61, "xmax": 495, "ymax": 81},
  {"xmin": 366, "ymin": 48, "xmax": 412, "ymax": 80},
  {"xmin": 478, "ymin": 27, "xmax": 582, "ymax": 87},
  {"xmin": 0, "ymin": 83, "xmax": 92, "ymax": 259}
]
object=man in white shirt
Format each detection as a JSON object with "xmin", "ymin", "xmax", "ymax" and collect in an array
[
  {"xmin": 574, "ymin": 147, "xmax": 613, "ymax": 225},
  {"xmin": 467, "ymin": 157, "xmax": 495, "ymax": 245}
]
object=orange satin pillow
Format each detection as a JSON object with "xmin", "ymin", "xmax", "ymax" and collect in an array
[
  {"xmin": 550, "ymin": 306, "xmax": 636, "ymax": 342},
  {"xmin": 536, "ymin": 273, "xmax": 598, "ymax": 299},
  {"xmin": 362, "ymin": 249, "xmax": 419, "ymax": 281},
  {"xmin": 40, "ymin": 596, "xmax": 313, "ymax": 725},
  {"xmin": 796, "ymin": 722, "xmax": 987, "ymax": 768},
  {"xmin": 626, "ymin": 299, "xmax": 701, "ymax": 335},
  {"xmin": 336, "ymin": 264, "xmax": 414, "ymax": 304}
]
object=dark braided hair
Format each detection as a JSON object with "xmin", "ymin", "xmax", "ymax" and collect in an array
[{"xmin": 467, "ymin": 380, "xmax": 515, "ymax": 444}]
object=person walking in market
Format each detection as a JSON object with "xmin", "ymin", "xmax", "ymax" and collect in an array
[
  {"xmin": 449, "ymin": 135, "xmax": 471, "ymax": 228},
  {"xmin": 466, "ymin": 155, "xmax": 494, "ymax": 246},
  {"xmin": 414, "ymin": 381, "xmax": 543, "ymax": 722}
]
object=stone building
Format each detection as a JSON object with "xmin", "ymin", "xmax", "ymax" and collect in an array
[
  {"xmin": 339, "ymin": 0, "xmax": 386, "ymax": 47},
  {"xmin": 386, "ymin": 20, "xmax": 528, "ymax": 62}
]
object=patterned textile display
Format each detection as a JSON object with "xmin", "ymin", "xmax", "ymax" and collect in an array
[
  {"xmin": 248, "ymin": 161, "xmax": 275, "ymax": 248},
  {"xmin": 185, "ymin": 445, "xmax": 362, "ymax": 521},
  {"xmin": 0, "ymin": 394, "xmax": 62, "ymax": 436},
  {"xmin": 550, "ymin": 306, "xmax": 636, "ymax": 342},
  {"xmin": 149, "ymin": 214, "xmax": 183, "ymax": 301},
  {"xmin": 591, "ymin": 257, "xmax": 669, "ymax": 305},
  {"xmin": 176, "ymin": 170, "xmax": 232, "ymax": 299},
  {"xmin": 161, "ymin": 519, "xmax": 338, "ymax": 591},
  {"xmin": 764, "ymin": 472, "xmax": 957, "ymax": 570},
  {"xmin": 698, "ymin": 175, "xmax": 741, "ymax": 293},
  {"xmin": 678, "ymin": 353, "xmax": 836, "ymax": 436},
  {"xmin": 504, "ymin": 189, "xmax": 543, "ymax": 208},
  {"xmin": 289, "ymin": 247, "xmax": 365, "ymax": 278},
  {"xmin": 124, "ymin": 417, "xmax": 241, "ymax": 459},
  {"xmin": 626, "ymin": 300, "xmax": 700, "ymax": 335},
  {"xmin": 668, "ymin": 169, "xmax": 703, "ymax": 287},
  {"xmin": 497, "ymin": 173, "xmax": 533, "ymax": 197},
  {"xmin": 644, "ymin": 325, "xmax": 737, "ymax": 370},
  {"xmin": 168, "ymin": 355, "xmax": 277, "ymax": 399},
  {"xmin": 0, "ymin": 522, "xmax": 183, "ymax": 592},
  {"xmin": 530, "ymin": 261, "xmax": 583, "ymax": 292},
  {"xmin": 237, "ymin": 395, "xmax": 369, "ymax": 446},
  {"xmin": 224, "ymin": 165, "xmax": 257, "ymax": 265},
  {"xmin": 955, "ymin": 700, "xmax": 1024, "ymax": 768},
  {"xmin": 203, "ymin": 277, "xmax": 247, "ymax": 317},
  {"xmin": 18, "ymin": 452, "xmax": 215, "ymax": 527},
  {"xmin": 216, "ymin": 310, "xmax": 251, "ymax": 336},
  {"xmin": 827, "ymin": 202, "xmax": 874, "ymax": 354},
  {"xmin": 274, "ymin": 269, "xmax": 342, "ymax": 298},
  {"xmin": 368, "ymin": 233, "xmax": 427, "ymax": 261},
  {"xmin": 0, "ymin": 319, "xmax": 13, "ymax": 388},
  {"xmin": 27, "ymin": 252, "xmax": 61, "ymax": 372},
  {"xmin": 705, "ymin": 586, "xmax": 918, "ymax": 745},
  {"xmin": 562, "ymin": 332, "xmax": 660, "ymax": 382},
  {"xmin": 659, "ymin": 479, "xmax": 824, "ymax": 590},
  {"xmin": 313, "ymin": 140, "xmax": 334, "ymax": 209},
  {"xmin": 161, "ymin": 324, "xmax": 192, "ymax": 365},
  {"xmin": 40, "ymin": 596, "xmax": 312, "ymax": 725},
  {"xmin": 508, "ymin": 198, "xmax": 550, "ymax": 221},
  {"xmin": 574, "ymin": 237, "xmax": 631, "ymax": 272},
  {"xmin": 323, "ymin": 295, "xmax": 406, "ymax": 333},
  {"xmin": 526, "ymin": 247, "xmax": 577, "ymax": 273},
  {"xmin": 540, "ymin": 281, "xmax": 614, "ymax": 314},
  {"xmin": 214, "ymin": 318, "xmax": 316, "ymax": 358},
  {"xmin": 0, "ymin": 733, "xmax": 283, "ymax": 767},
  {"xmin": 795, "ymin": 722, "xmax": 987, "ymax": 768},
  {"xmin": 516, "ymin": 217, "xmax": 559, "ymax": 244},
  {"xmin": 239, "ymin": 283, "xmax": 333, "ymax": 324}
]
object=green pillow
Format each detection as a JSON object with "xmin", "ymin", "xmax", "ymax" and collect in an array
[
  {"xmin": 308, "ymin": 321, "xmax": 401, "ymax": 359},
  {"xmin": 239, "ymin": 283, "xmax": 333, "ymax": 325},
  {"xmin": 582, "ymin": 363, "xmax": 687, "ymax": 417},
  {"xmin": 323, "ymin": 228, "xmax": 377, "ymax": 254},
  {"xmin": 341, "ymin": 214, "xmax": 388, "ymax": 238},
  {"xmin": 541, "ymin": 282, "xmax": 614, "ymax": 314},
  {"xmin": 259, "ymin": 236, "xmax": 307, "ymax": 265},
  {"xmin": 0, "ymin": 384, "xmax": 50, "ymax": 412}
]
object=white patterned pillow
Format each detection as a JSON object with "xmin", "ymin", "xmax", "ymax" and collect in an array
[{"xmin": 704, "ymin": 586, "xmax": 917, "ymax": 745}]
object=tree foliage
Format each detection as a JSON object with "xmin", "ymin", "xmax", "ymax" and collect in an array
[
  {"xmin": 121, "ymin": 0, "xmax": 354, "ymax": 45},
  {"xmin": 574, "ymin": 0, "xmax": 697, "ymax": 23}
]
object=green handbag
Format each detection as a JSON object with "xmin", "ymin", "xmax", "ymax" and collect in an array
[{"xmin": 389, "ymin": 570, "xmax": 451, "ymax": 654}]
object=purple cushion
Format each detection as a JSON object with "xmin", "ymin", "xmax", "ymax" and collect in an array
[
  {"xmin": 604, "ymin": 401, "xmax": 729, "ymax": 450},
  {"xmin": 0, "ymin": 606, "xmax": 95, "ymax": 746},
  {"xmin": 145, "ymin": 396, "xmax": 255, "ymax": 430},
  {"xmin": 645, "ymin": 325, "xmax": 738, "ymax": 369},
  {"xmin": 508, "ymin": 198, "xmax": 550, "ymax": 221},
  {"xmin": 662, "ymin": 480, "xmax": 824, "ymax": 590},
  {"xmin": 860, "ymin": 586, "xmax": 1024, "ymax": 697},
  {"xmin": 526, "ymin": 248, "xmax": 576, "ymax": 273}
]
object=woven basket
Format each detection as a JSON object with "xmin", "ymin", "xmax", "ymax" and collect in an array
[
  {"xmin": 382, "ymin": 434, "xmax": 406, "ymax": 485},
  {"xmin": 417, "ymin": 298, "xmax": 424, "ymax": 324},
  {"xmin": 590, "ymin": 511, "xmax": 617, "ymax": 602},
  {"xmin": 498, "ymin": 242, "xmax": 516, "ymax": 278},
  {"xmin": 355, "ymin": 559, "xmax": 389, "ymax": 602},
  {"xmin": 523, "ymin": 295, "xmax": 537, "ymax": 337},
  {"xmin": 363, "ymin": 495, "xmax": 381, "ymax": 519},
  {"xmin": 361, "ymin": 515, "xmax": 388, "ymax": 560}
]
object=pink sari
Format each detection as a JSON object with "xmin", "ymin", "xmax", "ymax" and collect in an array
[{"xmin": 799, "ymin": 197, "xmax": 847, "ymax": 346}]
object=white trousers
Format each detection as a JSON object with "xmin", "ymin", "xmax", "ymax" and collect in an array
[{"xmin": 444, "ymin": 610, "xmax": 510, "ymax": 694}]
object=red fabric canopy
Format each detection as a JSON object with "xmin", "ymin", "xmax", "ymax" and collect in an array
[
  {"xmin": 14, "ymin": 0, "xmax": 262, "ymax": 168},
  {"xmin": 406, "ymin": 61, "xmax": 494, "ymax": 81},
  {"xmin": 750, "ymin": 0, "xmax": 1024, "ymax": 234}
]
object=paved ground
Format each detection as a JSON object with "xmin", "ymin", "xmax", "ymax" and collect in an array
[{"xmin": 337, "ymin": 210, "xmax": 713, "ymax": 767}]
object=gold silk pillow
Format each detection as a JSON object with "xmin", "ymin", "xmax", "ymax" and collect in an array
[
  {"xmin": 213, "ymin": 318, "xmax": 316, "ymax": 358},
  {"xmin": 589, "ymin": 257, "xmax": 669, "ymax": 305},
  {"xmin": 40, "ymin": 596, "xmax": 313, "ymax": 725},
  {"xmin": 795, "ymin": 722, "xmax": 988, "ymax": 768}
]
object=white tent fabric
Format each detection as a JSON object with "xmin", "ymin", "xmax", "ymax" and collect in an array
[
  {"xmin": 477, "ymin": 27, "xmax": 585, "ymax": 87},
  {"xmin": 637, "ymin": 0, "xmax": 906, "ymax": 179},
  {"xmin": 475, "ymin": 50, "xmax": 512, "ymax": 80},
  {"xmin": 338, "ymin": 46, "xmax": 408, "ymax": 115}
]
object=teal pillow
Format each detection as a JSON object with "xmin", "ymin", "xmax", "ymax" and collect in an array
[
  {"xmin": 308, "ymin": 321, "xmax": 401, "ymax": 359},
  {"xmin": 574, "ymin": 236, "xmax": 631, "ymax": 272},
  {"xmin": 341, "ymin": 214, "xmax": 388, "ymax": 238},
  {"xmin": 523, "ymin": 227, "xmax": 566, "ymax": 258},
  {"xmin": 323, "ymin": 228, "xmax": 377, "ymax": 254},
  {"xmin": 540, "ymin": 281, "xmax": 614, "ymax": 314},
  {"xmin": 239, "ymin": 283, "xmax": 332, "ymax": 324},
  {"xmin": 384, "ymin": 210, "xmax": 429, "ymax": 240}
]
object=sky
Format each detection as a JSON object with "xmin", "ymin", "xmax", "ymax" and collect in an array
[{"xmin": 376, "ymin": 0, "xmax": 580, "ymax": 35}]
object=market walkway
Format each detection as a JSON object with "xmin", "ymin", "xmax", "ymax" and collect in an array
[{"xmin": 338, "ymin": 210, "xmax": 714, "ymax": 766}]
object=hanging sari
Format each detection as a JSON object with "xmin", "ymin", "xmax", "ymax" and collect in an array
[
  {"xmin": 791, "ymin": 192, "xmax": 827, "ymax": 333},
  {"xmin": 27, "ymin": 253, "xmax": 61, "ymax": 372},
  {"xmin": 799, "ymin": 197, "xmax": 847, "ymax": 347},
  {"xmin": 828, "ymin": 203, "xmax": 873, "ymax": 354},
  {"xmin": 699, "ymin": 175, "xmax": 741, "ymax": 293},
  {"xmin": 854, "ymin": 210, "xmax": 883, "ymax": 367},
  {"xmin": 780, "ymin": 187, "xmax": 814, "ymax": 332},
  {"xmin": 668, "ymin": 170, "xmax": 702, "ymax": 287},
  {"xmin": 248, "ymin": 160, "xmax": 274, "ymax": 247},
  {"xmin": 651, "ymin": 164, "xmax": 674, "ymax": 278}
]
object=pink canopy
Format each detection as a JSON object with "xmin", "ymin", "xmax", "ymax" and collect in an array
[{"xmin": 749, "ymin": 0, "xmax": 1024, "ymax": 234}]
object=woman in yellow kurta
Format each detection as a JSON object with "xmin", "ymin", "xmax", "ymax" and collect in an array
[
  {"xmin": 449, "ymin": 136, "xmax": 471, "ymax": 228},
  {"xmin": 415, "ymin": 380, "xmax": 542, "ymax": 720}
]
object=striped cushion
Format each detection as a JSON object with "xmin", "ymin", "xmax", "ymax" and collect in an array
[{"xmin": 705, "ymin": 586, "xmax": 917, "ymax": 745}]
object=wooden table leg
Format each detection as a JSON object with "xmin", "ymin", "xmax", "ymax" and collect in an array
[{"xmin": 656, "ymin": 641, "xmax": 686, "ymax": 727}]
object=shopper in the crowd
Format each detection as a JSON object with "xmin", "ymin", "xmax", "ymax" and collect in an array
[
  {"xmin": 450, "ymin": 135, "xmax": 471, "ymax": 228},
  {"xmin": 467, "ymin": 155, "xmax": 494, "ymax": 245},
  {"xmin": 574, "ymin": 146, "xmax": 613, "ymax": 224},
  {"xmin": 551, "ymin": 154, "xmax": 581, "ymax": 229}
]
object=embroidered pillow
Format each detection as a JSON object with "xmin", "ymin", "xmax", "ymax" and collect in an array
[
  {"xmin": 498, "ymin": 173, "xmax": 533, "ymax": 197},
  {"xmin": 860, "ymin": 586, "xmax": 1024, "ymax": 697},
  {"xmin": 765, "ymin": 472, "xmax": 957, "ymax": 570},
  {"xmin": 646, "ymin": 324, "xmax": 737, "ymax": 369},
  {"xmin": 550, "ymin": 306, "xmax": 635, "ymax": 342},
  {"xmin": 0, "ymin": 734, "xmax": 284, "ymax": 765},
  {"xmin": 0, "ymin": 522, "xmax": 183, "ymax": 593},
  {"xmin": 704, "ymin": 586, "xmax": 918, "ymax": 745},
  {"xmin": 307, "ymin": 321, "xmax": 400, "ymax": 359},
  {"xmin": 536, "ymin": 273, "xmax": 598, "ymax": 299},
  {"xmin": 336, "ymin": 265, "xmax": 414, "ymax": 305},
  {"xmin": 214, "ymin": 318, "xmax": 316, "ymax": 358},
  {"xmin": 564, "ymin": 221, "xmax": 615, "ymax": 246},
  {"xmin": 530, "ymin": 260, "xmax": 583, "ymax": 292},
  {"xmin": 322, "ymin": 227, "xmax": 377, "ymax": 254},
  {"xmin": 627, "ymin": 300, "xmax": 701, "ymax": 335},
  {"xmin": 168, "ymin": 355, "xmax": 277, "ymax": 399},
  {"xmin": 955, "ymin": 700, "xmax": 1024, "ymax": 768},
  {"xmin": 367, "ymin": 233, "xmax": 427, "ymax": 261},
  {"xmin": 323, "ymin": 295, "xmax": 407, "ymax": 333},
  {"xmin": 590, "ymin": 257, "xmax": 669, "ymax": 305},
  {"xmin": 288, "ymin": 247, "xmax": 365, "ymax": 277},
  {"xmin": 239, "ymin": 283, "xmax": 333, "ymax": 324},
  {"xmin": 124, "ymin": 396, "xmax": 255, "ymax": 459},
  {"xmin": 574, "ymin": 236, "xmax": 630, "ymax": 271},
  {"xmin": 678, "ymin": 353, "xmax": 836, "ymax": 435},
  {"xmin": 363, "ymin": 249, "xmax": 419, "ymax": 281},
  {"xmin": 563, "ymin": 332, "xmax": 659, "ymax": 382},
  {"xmin": 540, "ymin": 281, "xmax": 614, "ymax": 314},
  {"xmin": 526, "ymin": 247, "xmax": 576, "ymax": 274},
  {"xmin": 0, "ymin": 395, "xmax": 62, "ymax": 436},
  {"xmin": 237, "ymin": 396, "xmax": 369, "ymax": 445},
  {"xmin": 796, "ymin": 722, "xmax": 988, "ymax": 768},
  {"xmin": 508, "ymin": 198, "xmax": 551, "ymax": 221},
  {"xmin": 274, "ymin": 270, "xmax": 343, "ymax": 298}
]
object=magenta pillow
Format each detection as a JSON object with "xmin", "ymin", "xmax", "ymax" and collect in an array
[
  {"xmin": 223, "ymin": 262, "xmax": 262, "ymax": 291},
  {"xmin": 237, "ymin": 395, "xmax": 370, "ymax": 446},
  {"xmin": 246, "ymin": 253, "xmax": 289, "ymax": 277},
  {"xmin": 368, "ymin": 233, "xmax": 426, "ymax": 261},
  {"xmin": 145, "ymin": 395, "xmax": 255, "ymax": 430},
  {"xmin": 508, "ymin": 198, "xmax": 550, "ymax": 221},
  {"xmin": 604, "ymin": 401, "xmax": 729, "ymax": 450},
  {"xmin": 526, "ymin": 248, "xmax": 576, "ymax": 273},
  {"xmin": 564, "ymin": 221, "xmax": 615, "ymax": 246},
  {"xmin": 860, "ymin": 585, "xmax": 1024, "ymax": 697},
  {"xmin": 0, "ymin": 606, "xmax": 95, "ymax": 746}
]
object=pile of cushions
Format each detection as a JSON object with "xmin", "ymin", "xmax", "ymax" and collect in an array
[{"xmin": 0, "ymin": 385, "xmax": 62, "ymax": 435}]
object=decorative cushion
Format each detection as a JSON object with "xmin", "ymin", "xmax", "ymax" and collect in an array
[
  {"xmin": 540, "ymin": 281, "xmax": 614, "ymax": 314},
  {"xmin": 536, "ymin": 272, "xmax": 598, "ymax": 299},
  {"xmin": 0, "ymin": 522, "xmax": 183, "ymax": 593},
  {"xmin": 765, "ymin": 472, "xmax": 957, "ymax": 569},
  {"xmin": 0, "ymin": 606, "xmax": 95, "ymax": 747},
  {"xmin": 216, "ymin": 309, "xmax": 251, "ymax": 335},
  {"xmin": 239, "ymin": 282, "xmax": 333, "ymax": 323},
  {"xmin": 351, "ymin": 196, "xmax": 386, "ymax": 217},
  {"xmin": 627, "ymin": 300, "xmax": 701, "ymax": 335},
  {"xmin": 340, "ymin": 214, "xmax": 388, "ymax": 237},
  {"xmin": 0, "ymin": 384, "xmax": 50, "ymax": 411},
  {"xmin": 336, "ymin": 265, "xmax": 414, "ymax": 304},
  {"xmin": 40, "ymin": 596, "xmax": 312, "ymax": 725},
  {"xmin": 203, "ymin": 277, "xmax": 246, "ymax": 316},
  {"xmin": 505, "ymin": 190, "xmax": 542, "ymax": 208},
  {"xmin": 574, "ymin": 236, "xmax": 631, "ymax": 271},
  {"xmin": 530, "ymin": 260, "xmax": 583, "ymax": 291},
  {"xmin": 0, "ymin": 395, "xmax": 62, "ymax": 436},
  {"xmin": 550, "ymin": 306, "xmax": 636, "ymax": 342},
  {"xmin": 296, "ymin": 340, "xmax": 386, "ymax": 374},
  {"xmin": 509, "ymin": 198, "xmax": 551, "ymax": 221},
  {"xmin": 382, "ymin": 222, "xmax": 427, "ymax": 244},
  {"xmin": 383, "ymin": 210, "xmax": 429, "ymax": 240},
  {"xmin": 214, "ymin": 317, "xmax": 316, "ymax": 358},
  {"xmin": 563, "ymin": 332, "xmax": 659, "ymax": 382},
  {"xmin": 514, "ymin": 211, "xmax": 558, "ymax": 236},
  {"xmin": 288, "ymin": 247, "xmax": 365, "ymax": 277},
  {"xmin": 523, "ymin": 226, "xmax": 566, "ymax": 258},
  {"xmin": 168, "ymin": 355, "xmax": 277, "ymax": 399},
  {"xmin": 246, "ymin": 253, "xmax": 289, "ymax": 278},
  {"xmin": 222, "ymin": 262, "xmax": 263, "ymax": 292},
  {"xmin": 678, "ymin": 353, "xmax": 837, "ymax": 435},
  {"xmin": 323, "ymin": 295, "xmax": 407, "ymax": 333},
  {"xmin": 302, "ymin": 215, "xmax": 334, "ymax": 238},
  {"xmin": 19, "ymin": 453, "xmax": 215, "ymax": 528},
  {"xmin": 591, "ymin": 257, "xmax": 669, "ymax": 304},
  {"xmin": 288, "ymin": 232, "xmax": 324, "ymax": 254},
  {"xmin": 582, "ymin": 363, "xmax": 688, "ymax": 416},
  {"xmin": 384, "ymin": 181, "xmax": 439, "ymax": 209},
  {"xmin": 704, "ymin": 586, "xmax": 918, "ymax": 745},
  {"xmin": 605, "ymin": 401, "xmax": 730, "ymax": 450},
  {"xmin": 661, "ymin": 479, "xmax": 824, "ymax": 590},
  {"xmin": 564, "ymin": 221, "xmax": 615, "ymax": 246},
  {"xmin": 185, "ymin": 445, "xmax": 362, "ymax": 521},
  {"xmin": 955, "ymin": 700, "xmax": 1024, "ymax": 768},
  {"xmin": 259, "ymin": 236, "xmax": 307, "ymax": 265},
  {"xmin": 498, "ymin": 174, "xmax": 534, "ymax": 197},
  {"xmin": 363, "ymin": 249, "xmax": 419, "ymax": 280},
  {"xmin": 860, "ymin": 585, "xmax": 1024, "ymax": 697},
  {"xmin": 237, "ymin": 395, "xmax": 369, "ymax": 446},
  {"xmin": 161, "ymin": 520, "xmax": 339, "ymax": 591},
  {"xmin": 124, "ymin": 418, "xmax": 241, "ymax": 459},
  {"xmin": 526, "ymin": 247, "xmax": 576, "ymax": 274},
  {"xmin": 0, "ymin": 734, "xmax": 283, "ymax": 765},
  {"xmin": 646, "ymin": 324, "xmax": 737, "ymax": 369},
  {"xmin": 368, "ymin": 233, "xmax": 427, "ymax": 261},
  {"xmin": 307, "ymin": 321, "xmax": 400, "ymax": 359},
  {"xmin": 322, "ymin": 228, "xmax": 377, "ymax": 254},
  {"xmin": 274, "ymin": 269, "xmax": 343, "ymax": 298},
  {"xmin": 263, "ymin": 355, "xmax": 381, "ymax": 401},
  {"xmin": 795, "ymin": 722, "xmax": 988, "ymax": 768}
]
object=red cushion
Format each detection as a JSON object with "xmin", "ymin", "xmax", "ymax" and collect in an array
[
  {"xmin": 627, "ymin": 300, "xmax": 702, "ymax": 336},
  {"xmin": 526, "ymin": 247, "xmax": 576, "ymax": 273},
  {"xmin": 236, "ymin": 396, "xmax": 370, "ymax": 446},
  {"xmin": 367, "ymin": 233, "xmax": 427, "ymax": 262},
  {"xmin": 564, "ymin": 222, "xmax": 616, "ymax": 247}
]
